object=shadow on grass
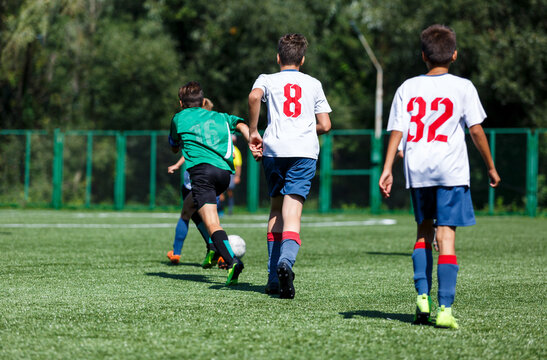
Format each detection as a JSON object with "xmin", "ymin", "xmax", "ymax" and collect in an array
[
  {"xmin": 146, "ymin": 272, "xmax": 266, "ymax": 294},
  {"xmin": 340, "ymin": 310, "xmax": 414, "ymax": 324},
  {"xmin": 146, "ymin": 272, "xmax": 212, "ymax": 284},
  {"xmin": 209, "ymin": 282, "xmax": 266, "ymax": 294},
  {"xmin": 162, "ymin": 261, "xmax": 203, "ymax": 268},
  {"xmin": 366, "ymin": 251, "xmax": 411, "ymax": 257},
  {"xmin": 0, "ymin": 232, "xmax": 12, "ymax": 235}
]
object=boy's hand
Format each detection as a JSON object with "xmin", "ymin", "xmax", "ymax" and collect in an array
[
  {"xmin": 167, "ymin": 165, "xmax": 179, "ymax": 174},
  {"xmin": 488, "ymin": 168, "xmax": 501, "ymax": 188},
  {"xmin": 379, "ymin": 170, "xmax": 393, "ymax": 198},
  {"xmin": 248, "ymin": 131, "xmax": 263, "ymax": 161}
]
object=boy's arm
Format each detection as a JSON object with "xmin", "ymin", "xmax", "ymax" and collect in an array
[
  {"xmin": 316, "ymin": 113, "xmax": 331, "ymax": 135},
  {"xmin": 235, "ymin": 122, "xmax": 250, "ymax": 143},
  {"xmin": 379, "ymin": 131, "xmax": 403, "ymax": 198},
  {"xmin": 169, "ymin": 117, "xmax": 181, "ymax": 154},
  {"xmin": 168, "ymin": 156, "xmax": 185, "ymax": 174},
  {"xmin": 235, "ymin": 121, "xmax": 262, "ymax": 160},
  {"xmin": 248, "ymin": 88, "xmax": 264, "ymax": 160},
  {"xmin": 469, "ymin": 124, "xmax": 501, "ymax": 187}
]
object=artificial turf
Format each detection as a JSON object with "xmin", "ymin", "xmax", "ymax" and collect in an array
[{"xmin": 0, "ymin": 210, "xmax": 545, "ymax": 359}]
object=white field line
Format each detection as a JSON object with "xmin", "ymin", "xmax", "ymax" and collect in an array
[
  {"xmin": 0, "ymin": 219, "xmax": 396, "ymax": 229},
  {"xmin": 1, "ymin": 211, "xmax": 371, "ymax": 222}
]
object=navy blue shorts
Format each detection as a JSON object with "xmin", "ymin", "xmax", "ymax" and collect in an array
[
  {"xmin": 411, "ymin": 186, "xmax": 476, "ymax": 227},
  {"xmin": 262, "ymin": 157, "xmax": 316, "ymax": 199},
  {"xmin": 187, "ymin": 163, "xmax": 231, "ymax": 210}
]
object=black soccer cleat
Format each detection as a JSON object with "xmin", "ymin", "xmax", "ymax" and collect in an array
[
  {"xmin": 277, "ymin": 262, "xmax": 295, "ymax": 299},
  {"xmin": 225, "ymin": 258, "xmax": 244, "ymax": 286},
  {"xmin": 265, "ymin": 280, "xmax": 280, "ymax": 295}
]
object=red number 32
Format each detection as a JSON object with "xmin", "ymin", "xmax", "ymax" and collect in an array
[
  {"xmin": 283, "ymin": 83, "xmax": 302, "ymax": 117},
  {"xmin": 406, "ymin": 97, "xmax": 453, "ymax": 143}
]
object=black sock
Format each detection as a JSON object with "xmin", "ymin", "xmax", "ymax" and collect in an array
[{"xmin": 211, "ymin": 230, "xmax": 235, "ymax": 266}]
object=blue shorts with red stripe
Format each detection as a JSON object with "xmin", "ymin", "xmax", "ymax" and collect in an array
[{"xmin": 411, "ymin": 186, "xmax": 476, "ymax": 227}]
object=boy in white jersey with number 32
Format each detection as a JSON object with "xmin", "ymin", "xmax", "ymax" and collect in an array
[
  {"xmin": 248, "ymin": 33, "xmax": 332, "ymax": 299},
  {"xmin": 379, "ymin": 25, "xmax": 501, "ymax": 328}
]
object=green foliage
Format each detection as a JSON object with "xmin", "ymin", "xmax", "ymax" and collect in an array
[
  {"xmin": 1, "ymin": 0, "xmax": 545, "ymax": 129},
  {"xmin": 0, "ymin": 0, "xmax": 181, "ymax": 130}
]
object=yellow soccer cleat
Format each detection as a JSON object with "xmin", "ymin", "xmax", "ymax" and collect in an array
[{"xmin": 435, "ymin": 306, "xmax": 459, "ymax": 329}]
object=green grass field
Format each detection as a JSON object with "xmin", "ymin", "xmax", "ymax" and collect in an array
[{"xmin": 0, "ymin": 210, "xmax": 545, "ymax": 359}]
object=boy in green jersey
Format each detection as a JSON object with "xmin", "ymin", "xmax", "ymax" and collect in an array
[{"xmin": 169, "ymin": 81, "xmax": 252, "ymax": 285}]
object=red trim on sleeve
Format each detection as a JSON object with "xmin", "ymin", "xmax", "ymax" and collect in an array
[
  {"xmin": 282, "ymin": 231, "xmax": 301, "ymax": 245},
  {"xmin": 267, "ymin": 232, "xmax": 274, "ymax": 242},
  {"xmin": 438, "ymin": 255, "xmax": 458, "ymax": 265}
]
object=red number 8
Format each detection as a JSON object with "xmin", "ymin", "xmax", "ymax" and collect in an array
[{"xmin": 283, "ymin": 83, "xmax": 302, "ymax": 117}]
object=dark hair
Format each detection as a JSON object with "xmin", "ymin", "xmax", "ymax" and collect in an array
[
  {"xmin": 277, "ymin": 33, "xmax": 308, "ymax": 66},
  {"xmin": 421, "ymin": 25, "xmax": 456, "ymax": 66},
  {"xmin": 178, "ymin": 81, "xmax": 204, "ymax": 108}
]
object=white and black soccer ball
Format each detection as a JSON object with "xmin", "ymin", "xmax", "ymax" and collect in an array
[{"xmin": 228, "ymin": 235, "xmax": 246, "ymax": 259}]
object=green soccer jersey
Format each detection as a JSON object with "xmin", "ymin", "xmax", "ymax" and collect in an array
[{"xmin": 169, "ymin": 107, "xmax": 244, "ymax": 173}]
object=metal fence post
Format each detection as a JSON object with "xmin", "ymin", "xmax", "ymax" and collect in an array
[
  {"xmin": 488, "ymin": 130, "xmax": 496, "ymax": 215},
  {"xmin": 246, "ymin": 149, "xmax": 259, "ymax": 213},
  {"xmin": 149, "ymin": 132, "xmax": 157, "ymax": 209},
  {"xmin": 526, "ymin": 130, "xmax": 538, "ymax": 217},
  {"xmin": 370, "ymin": 134, "xmax": 382, "ymax": 214},
  {"xmin": 319, "ymin": 133, "xmax": 333, "ymax": 213},
  {"xmin": 51, "ymin": 128, "xmax": 64, "ymax": 209},
  {"xmin": 24, "ymin": 131, "xmax": 31, "ymax": 202},
  {"xmin": 114, "ymin": 132, "xmax": 126, "ymax": 210},
  {"xmin": 85, "ymin": 132, "xmax": 93, "ymax": 208}
]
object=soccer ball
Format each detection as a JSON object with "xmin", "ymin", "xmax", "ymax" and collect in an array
[{"xmin": 228, "ymin": 235, "xmax": 246, "ymax": 259}]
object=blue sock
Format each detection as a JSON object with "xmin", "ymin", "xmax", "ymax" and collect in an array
[
  {"xmin": 172, "ymin": 218, "xmax": 189, "ymax": 255},
  {"xmin": 278, "ymin": 232, "xmax": 300, "ymax": 269},
  {"xmin": 426, "ymin": 249, "xmax": 433, "ymax": 291},
  {"xmin": 267, "ymin": 233, "xmax": 281, "ymax": 284},
  {"xmin": 438, "ymin": 255, "xmax": 459, "ymax": 307},
  {"xmin": 228, "ymin": 196, "xmax": 234, "ymax": 215},
  {"xmin": 412, "ymin": 242, "xmax": 432, "ymax": 295}
]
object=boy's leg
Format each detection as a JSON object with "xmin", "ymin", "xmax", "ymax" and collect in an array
[
  {"xmin": 191, "ymin": 212, "xmax": 215, "ymax": 251},
  {"xmin": 167, "ymin": 194, "xmax": 193, "ymax": 264},
  {"xmin": 277, "ymin": 194, "xmax": 304, "ymax": 299},
  {"xmin": 435, "ymin": 225, "xmax": 459, "ymax": 329},
  {"xmin": 188, "ymin": 164, "xmax": 239, "ymax": 281},
  {"xmin": 434, "ymin": 186, "xmax": 473, "ymax": 329},
  {"xmin": 410, "ymin": 187, "xmax": 436, "ymax": 323},
  {"xmin": 278, "ymin": 194, "xmax": 304, "ymax": 269},
  {"xmin": 191, "ymin": 211, "xmax": 219, "ymax": 268},
  {"xmin": 266, "ymin": 196, "xmax": 283, "ymax": 293},
  {"xmin": 198, "ymin": 204, "xmax": 243, "ymax": 285},
  {"xmin": 167, "ymin": 217, "xmax": 189, "ymax": 264},
  {"xmin": 436, "ymin": 225, "xmax": 458, "ymax": 307},
  {"xmin": 413, "ymin": 219, "xmax": 435, "ymax": 324},
  {"xmin": 413, "ymin": 219, "xmax": 435, "ymax": 296}
]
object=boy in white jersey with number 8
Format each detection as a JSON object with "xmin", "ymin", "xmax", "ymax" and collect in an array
[
  {"xmin": 379, "ymin": 24, "xmax": 501, "ymax": 328},
  {"xmin": 248, "ymin": 33, "xmax": 332, "ymax": 299}
]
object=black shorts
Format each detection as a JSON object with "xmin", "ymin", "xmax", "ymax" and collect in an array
[{"xmin": 187, "ymin": 163, "xmax": 231, "ymax": 210}]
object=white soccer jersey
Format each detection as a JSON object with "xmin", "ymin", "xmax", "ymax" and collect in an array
[
  {"xmin": 387, "ymin": 74, "xmax": 486, "ymax": 188},
  {"xmin": 252, "ymin": 70, "xmax": 332, "ymax": 159}
]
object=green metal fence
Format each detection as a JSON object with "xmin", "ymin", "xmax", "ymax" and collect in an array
[{"xmin": 0, "ymin": 128, "xmax": 544, "ymax": 216}]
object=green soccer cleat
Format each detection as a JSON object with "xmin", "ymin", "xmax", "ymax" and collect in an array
[
  {"xmin": 435, "ymin": 306, "xmax": 459, "ymax": 329},
  {"xmin": 201, "ymin": 250, "xmax": 218, "ymax": 269},
  {"xmin": 413, "ymin": 294, "xmax": 433, "ymax": 325},
  {"xmin": 225, "ymin": 259, "xmax": 244, "ymax": 286}
]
